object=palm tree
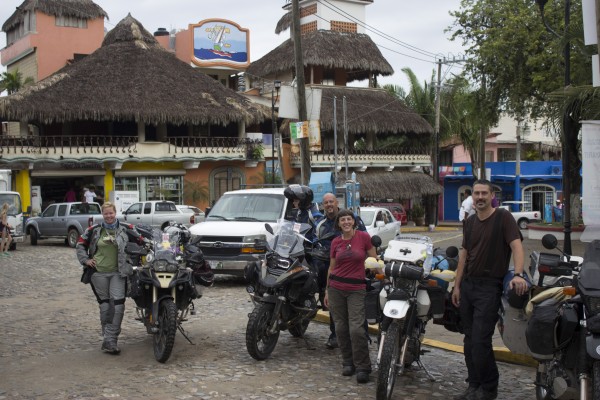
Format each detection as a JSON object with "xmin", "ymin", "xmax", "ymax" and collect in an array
[{"xmin": 0, "ymin": 70, "xmax": 34, "ymax": 94}]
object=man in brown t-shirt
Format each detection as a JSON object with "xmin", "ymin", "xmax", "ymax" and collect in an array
[{"xmin": 451, "ymin": 179, "xmax": 527, "ymax": 400}]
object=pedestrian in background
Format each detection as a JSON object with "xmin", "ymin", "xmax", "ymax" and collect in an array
[
  {"xmin": 459, "ymin": 189, "xmax": 475, "ymax": 224},
  {"xmin": 76, "ymin": 202, "xmax": 144, "ymax": 354},
  {"xmin": 451, "ymin": 180, "xmax": 526, "ymax": 400},
  {"xmin": 324, "ymin": 209, "xmax": 377, "ymax": 384},
  {"xmin": 0, "ymin": 203, "xmax": 13, "ymax": 256},
  {"xmin": 64, "ymin": 186, "xmax": 77, "ymax": 202}
]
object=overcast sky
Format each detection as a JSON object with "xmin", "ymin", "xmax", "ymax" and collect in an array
[{"xmin": 0, "ymin": 0, "xmax": 467, "ymax": 90}]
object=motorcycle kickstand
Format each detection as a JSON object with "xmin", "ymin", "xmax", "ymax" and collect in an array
[
  {"xmin": 416, "ymin": 358, "xmax": 436, "ymax": 382},
  {"xmin": 177, "ymin": 325, "xmax": 195, "ymax": 345}
]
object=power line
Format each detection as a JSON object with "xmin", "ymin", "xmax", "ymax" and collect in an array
[{"xmin": 317, "ymin": 0, "xmax": 438, "ymax": 58}]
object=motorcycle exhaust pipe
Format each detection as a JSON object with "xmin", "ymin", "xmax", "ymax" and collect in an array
[{"xmin": 579, "ymin": 373, "xmax": 588, "ymax": 400}]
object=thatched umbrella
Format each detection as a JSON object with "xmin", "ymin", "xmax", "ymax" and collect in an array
[
  {"xmin": 2, "ymin": 0, "xmax": 108, "ymax": 32},
  {"xmin": 246, "ymin": 30, "xmax": 393, "ymax": 83},
  {"xmin": 0, "ymin": 14, "xmax": 268, "ymax": 126},
  {"xmin": 348, "ymin": 170, "xmax": 442, "ymax": 199}
]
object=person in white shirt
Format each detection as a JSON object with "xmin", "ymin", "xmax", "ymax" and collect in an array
[
  {"xmin": 459, "ymin": 189, "xmax": 475, "ymax": 223},
  {"xmin": 83, "ymin": 185, "xmax": 96, "ymax": 203}
]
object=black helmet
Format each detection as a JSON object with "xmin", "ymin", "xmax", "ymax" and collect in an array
[
  {"xmin": 284, "ymin": 184, "xmax": 314, "ymax": 210},
  {"xmin": 507, "ymin": 288, "xmax": 529, "ymax": 309}
]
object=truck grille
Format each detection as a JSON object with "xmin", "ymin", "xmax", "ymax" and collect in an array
[
  {"xmin": 201, "ymin": 236, "xmax": 243, "ymax": 243},
  {"xmin": 200, "ymin": 247, "xmax": 242, "ymax": 257}
]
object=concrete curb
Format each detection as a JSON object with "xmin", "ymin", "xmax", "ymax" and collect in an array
[{"xmin": 314, "ymin": 310, "xmax": 538, "ymax": 368}]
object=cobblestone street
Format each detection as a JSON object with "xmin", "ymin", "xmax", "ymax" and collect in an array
[{"xmin": 0, "ymin": 238, "xmax": 538, "ymax": 399}]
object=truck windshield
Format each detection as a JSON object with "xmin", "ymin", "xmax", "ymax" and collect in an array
[
  {"xmin": 0, "ymin": 193, "xmax": 22, "ymax": 216},
  {"xmin": 208, "ymin": 193, "xmax": 285, "ymax": 223}
]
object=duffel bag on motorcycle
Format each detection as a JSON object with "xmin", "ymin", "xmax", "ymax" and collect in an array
[{"xmin": 433, "ymin": 291, "xmax": 463, "ymax": 333}]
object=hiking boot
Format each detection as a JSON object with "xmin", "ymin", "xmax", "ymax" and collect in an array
[
  {"xmin": 342, "ymin": 365, "xmax": 355, "ymax": 376},
  {"xmin": 476, "ymin": 387, "xmax": 498, "ymax": 400},
  {"xmin": 454, "ymin": 386, "xmax": 479, "ymax": 400},
  {"xmin": 101, "ymin": 341, "xmax": 121, "ymax": 355},
  {"xmin": 356, "ymin": 370, "xmax": 370, "ymax": 384},
  {"xmin": 326, "ymin": 337, "xmax": 338, "ymax": 349}
]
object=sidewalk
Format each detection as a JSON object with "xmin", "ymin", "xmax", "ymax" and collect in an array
[{"xmin": 314, "ymin": 310, "xmax": 537, "ymax": 368}]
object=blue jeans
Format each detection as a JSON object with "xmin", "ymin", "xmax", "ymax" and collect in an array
[{"xmin": 459, "ymin": 277, "xmax": 503, "ymax": 391}]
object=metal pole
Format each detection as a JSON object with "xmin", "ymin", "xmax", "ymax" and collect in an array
[
  {"xmin": 271, "ymin": 88, "xmax": 276, "ymax": 185},
  {"xmin": 333, "ymin": 96, "xmax": 338, "ymax": 185},
  {"xmin": 343, "ymin": 96, "xmax": 349, "ymax": 180},
  {"xmin": 434, "ymin": 59, "xmax": 442, "ymax": 226},
  {"xmin": 515, "ymin": 123, "xmax": 522, "ymax": 208},
  {"xmin": 563, "ymin": 0, "xmax": 572, "ymax": 255}
]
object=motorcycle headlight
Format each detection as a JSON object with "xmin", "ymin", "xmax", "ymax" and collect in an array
[
  {"xmin": 166, "ymin": 263, "xmax": 178, "ymax": 273},
  {"xmin": 154, "ymin": 260, "xmax": 168, "ymax": 272},
  {"xmin": 585, "ymin": 296, "xmax": 600, "ymax": 316}
]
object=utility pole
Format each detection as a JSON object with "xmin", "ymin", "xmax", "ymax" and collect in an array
[
  {"xmin": 291, "ymin": 0, "xmax": 310, "ymax": 185},
  {"xmin": 433, "ymin": 59, "xmax": 442, "ymax": 225},
  {"xmin": 479, "ymin": 73, "xmax": 487, "ymax": 180},
  {"xmin": 433, "ymin": 56, "xmax": 466, "ymax": 224}
]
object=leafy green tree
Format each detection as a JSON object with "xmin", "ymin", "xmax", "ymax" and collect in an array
[
  {"xmin": 183, "ymin": 179, "xmax": 209, "ymax": 204},
  {"xmin": 448, "ymin": 0, "xmax": 591, "ymax": 220},
  {"xmin": 0, "ymin": 69, "xmax": 34, "ymax": 94}
]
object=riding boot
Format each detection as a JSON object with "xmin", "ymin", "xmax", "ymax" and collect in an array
[{"xmin": 102, "ymin": 300, "xmax": 124, "ymax": 354}]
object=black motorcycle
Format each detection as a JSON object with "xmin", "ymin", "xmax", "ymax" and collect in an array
[
  {"xmin": 125, "ymin": 223, "xmax": 213, "ymax": 363},
  {"xmin": 498, "ymin": 234, "xmax": 600, "ymax": 399},
  {"xmin": 244, "ymin": 219, "xmax": 332, "ymax": 360}
]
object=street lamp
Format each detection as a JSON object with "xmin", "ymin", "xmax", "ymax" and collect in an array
[
  {"xmin": 534, "ymin": 0, "xmax": 572, "ymax": 255},
  {"xmin": 271, "ymin": 80, "xmax": 281, "ymax": 185}
]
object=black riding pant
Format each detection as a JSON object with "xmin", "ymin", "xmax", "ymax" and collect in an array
[{"xmin": 459, "ymin": 277, "xmax": 502, "ymax": 391}]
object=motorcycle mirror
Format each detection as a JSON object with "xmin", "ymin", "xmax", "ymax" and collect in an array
[
  {"xmin": 445, "ymin": 246, "xmax": 459, "ymax": 258},
  {"xmin": 371, "ymin": 235, "xmax": 382, "ymax": 248},
  {"xmin": 542, "ymin": 234, "xmax": 558, "ymax": 250},
  {"xmin": 265, "ymin": 223, "xmax": 274, "ymax": 235}
]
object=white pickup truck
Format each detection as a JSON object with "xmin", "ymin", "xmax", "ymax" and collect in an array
[
  {"xmin": 90, "ymin": 200, "xmax": 195, "ymax": 230},
  {"xmin": 499, "ymin": 201, "xmax": 542, "ymax": 229}
]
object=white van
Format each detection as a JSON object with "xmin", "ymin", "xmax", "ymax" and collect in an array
[{"xmin": 189, "ymin": 188, "xmax": 289, "ymax": 276}]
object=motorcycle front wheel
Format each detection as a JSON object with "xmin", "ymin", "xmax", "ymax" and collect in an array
[
  {"xmin": 376, "ymin": 319, "xmax": 403, "ymax": 400},
  {"xmin": 153, "ymin": 299, "xmax": 178, "ymax": 363},
  {"xmin": 246, "ymin": 303, "xmax": 280, "ymax": 360}
]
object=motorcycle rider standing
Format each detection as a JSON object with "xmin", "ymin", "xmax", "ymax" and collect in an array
[
  {"xmin": 451, "ymin": 180, "xmax": 527, "ymax": 400},
  {"xmin": 76, "ymin": 202, "xmax": 144, "ymax": 354}
]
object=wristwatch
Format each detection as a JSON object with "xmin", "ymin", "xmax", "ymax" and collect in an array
[{"xmin": 513, "ymin": 272, "xmax": 525, "ymax": 279}]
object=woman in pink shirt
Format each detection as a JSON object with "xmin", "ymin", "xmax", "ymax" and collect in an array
[{"xmin": 324, "ymin": 209, "xmax": 377, "ymax": 383}]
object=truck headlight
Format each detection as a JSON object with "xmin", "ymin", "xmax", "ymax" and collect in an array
[{"xmin": 242, "ymin": 234, "xmax": 267, "ymax": 254}]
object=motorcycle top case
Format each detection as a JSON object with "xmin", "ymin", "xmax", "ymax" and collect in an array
[
  {"xmin": 526, "ymin": 297, "xmax": 559, "ymax": 360},
  {"xmin": 384, "ymin": 239, "xmax": 427, "ymax": 264}
]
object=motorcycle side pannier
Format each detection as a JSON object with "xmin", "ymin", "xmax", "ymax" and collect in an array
[
  {"xmin": 526, "ymin": 298, "xmax": 559, "ymax": 360},
  {"xmin": 365, "ymin": 288, "xmax": 381, "ymax": 324}
]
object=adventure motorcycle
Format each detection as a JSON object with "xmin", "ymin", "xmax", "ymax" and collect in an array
[
  {"xmin": 244, "ymin": 219, "xmax": 332, "ymax": 360},
  {"xmin": 125, "ymin": 223, "xmax": 213, "ymax": 363},
  {"xmin": 498, "ymin": 234, "xmax": 600, "ymax": 400},
  {"xmin": 370, "ymin": 234, "xmax": 458, "ymax": 400}
]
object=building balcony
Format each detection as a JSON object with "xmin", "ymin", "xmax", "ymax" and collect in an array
[
  {"xmin": 0, "ymin": 135, "xmax": 263, "ymax": 164},
  {"xmin": 288, "ymin": 147, "xmax": 431, "ymax": 170}
]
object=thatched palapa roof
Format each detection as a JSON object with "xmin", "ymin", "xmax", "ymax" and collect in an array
[
  {"xmin": 353, "ymin": 170, "xmax": 443, "ymax": 199},
  {"xmin": 300, "ymin": 86, "xmax": 433, "ymax": 135},
  {"xmin": 246, "ymin": 30, "xmax": 393, "ymax": 83},
  {"xmin": 0, "ymin": 14, "xmax": 268, "ymax": 126},
  {"xmin": 2, "ymin": 0, "xmax": 108, "ymax": 32}
]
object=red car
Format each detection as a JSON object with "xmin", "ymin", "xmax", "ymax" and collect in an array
[{"xmin": 371, "ymin": 203, "xmax": 407, "ymax": 224}]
